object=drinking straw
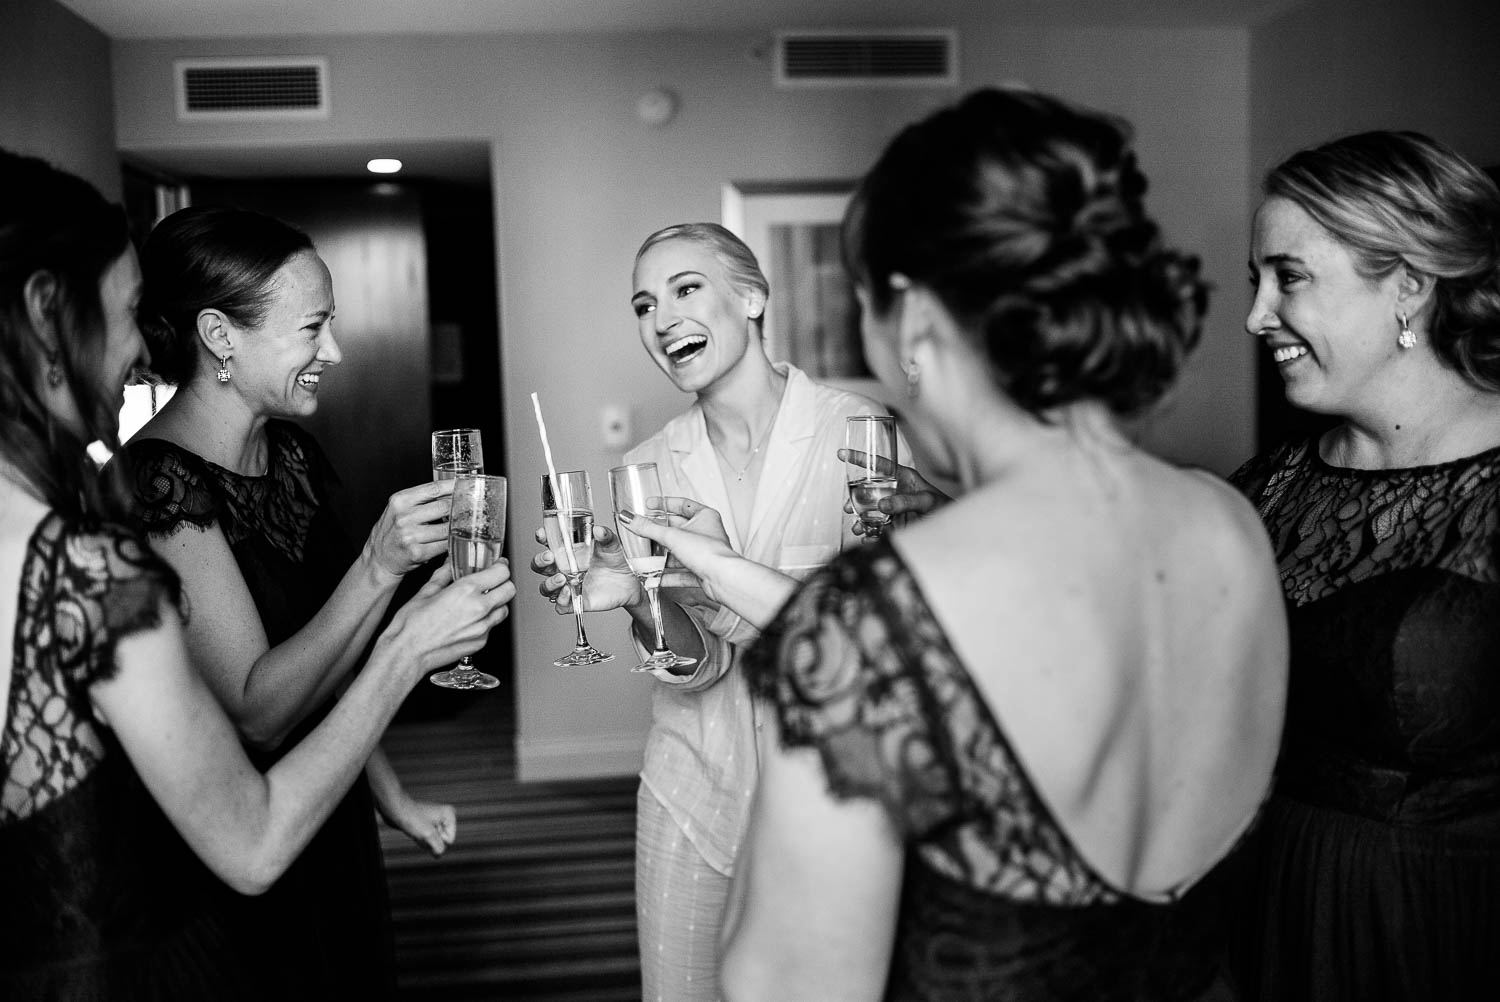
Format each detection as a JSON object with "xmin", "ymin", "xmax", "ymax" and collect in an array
[{"xmin": 530, "ymin": 392, "xmax": 579, "ymax": 576}]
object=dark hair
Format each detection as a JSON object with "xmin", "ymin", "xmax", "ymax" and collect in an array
[
  {"xmin": 1266, "ymin": 130, "xmax": 1500, "ymax": 391},
  {"xmin": 843, "ymin": 88, "xmax": 1208, "ymax": 417},
  {"xmin": 0, "ymin": 148, "xmax": 133, "ymax": 519},
  {"xmin": 138, "ymin": 205, "xmax": 314, "ymax": 384}
]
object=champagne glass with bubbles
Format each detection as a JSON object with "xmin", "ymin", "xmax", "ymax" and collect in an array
[
  {"xmin": 543, "ymin": 471, "xmax": 613, "ymax": 667},
  {"xmin": 430, "ymin": 473, "xmax": 506, "ymax": 690},
  {"xmin": 846, "ymin": 415, "xmax": 899, "ymax": 541},
  {"xmin": 609, "ymin": 463, "xmax": 696, "ymax": 673},
  {"xmin": 432, "ymin": 428, "xmax": 484, "ymax": 481}
]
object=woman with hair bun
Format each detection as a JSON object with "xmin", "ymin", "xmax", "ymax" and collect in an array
[
  {"xmin": 1232, "ymin": 130, "xmax": 1500, "ymax": 1000},
  {"xmin": 716, "ymin": 88, "xmax": 1289, "ymax": 1000},
  {"xmin": 0, "ymin": 152, "xmax": 512, "ymax": 999},
  {"xmin": 116, "ymin": 205, "xmax": 472, "ymax": 999}
]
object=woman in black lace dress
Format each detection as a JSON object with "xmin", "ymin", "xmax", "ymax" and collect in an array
[
  {"xmin": 112, "ymin": 205, "xmax": 467, "ymax": 998},
  {"xmin": 711, "ymin": 89, "xmax": 1290, "ymax": 1001},
  {"xmin": 0, "ymin": 151, "xmax": 514, "ymax": 999},
  {"xmin": 1232, "ymin": 131, "xmax": 1500, "ymax": 1000}
]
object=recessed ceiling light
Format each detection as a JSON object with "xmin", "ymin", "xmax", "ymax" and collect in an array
[{"xmin": 366, "ymin": 158, "xmax": 403, "ymax": 174}]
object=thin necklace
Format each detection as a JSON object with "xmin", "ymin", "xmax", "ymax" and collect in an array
[{"xmin": 713, "ymin": 415, "xmax": 778, "ymax": 482}]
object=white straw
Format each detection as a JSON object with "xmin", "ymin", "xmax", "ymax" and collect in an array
[
  {"xmin": 530, "ymin": 392, "xmax": 578, "ymax": 576},
  {"xmin": 531, "ymin": 392, "xmax": 560, "ymax": 486}
]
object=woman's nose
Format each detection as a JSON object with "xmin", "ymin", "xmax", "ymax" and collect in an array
[
  {"xmin": 1245, "ymin": 285, "xmax": 1279, "ymax": 337},
  {"xmin": 318, "ymin": 327, "xmax": 343, "ymax": 365}
]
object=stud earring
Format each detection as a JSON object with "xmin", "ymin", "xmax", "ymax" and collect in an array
[
  {"xmin": 1398, "ymin": 312, "xmax": 1416, "ymax": 350},
  {"xmin": 45, "ymin": 349, "xmax": 64, "ymax": 388},
  {"xmin": 216, "ymin": 355, "xmax": 232, "ymax": 383},
  {"xmin": 901, "ymin": 358, "xmax": 920, "ymax": 399}
]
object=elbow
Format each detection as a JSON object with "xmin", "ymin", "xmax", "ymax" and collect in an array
[
  {"xmin": 218, "ymin": 858, "xmax": 278, "ymax": 897},
  {"xmin": 237, "ymin": 713, "xmax": 293, "ymax": 753}
]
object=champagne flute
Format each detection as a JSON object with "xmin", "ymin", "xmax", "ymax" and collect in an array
[
  {"xmin": 845, "ymin": 415, "xmax": 899, "ymax": 541},
  {"xmin": 543, "ymin": 471, "xmax": 614, "ymax": 667},
  {"xmin": 432, "ymin": 428, "xmax": 484, "ymax": 481},
  {"xmin": 430, "ymin": 473, "xmax": 507, "ymax": 690},
  {"xmin": 608, "ymin": 463, "xmax": 696, "ymax": 673}
]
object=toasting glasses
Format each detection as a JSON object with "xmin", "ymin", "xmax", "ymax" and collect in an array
[
  {"xmin": 608, "ymin": 463, "xmax": 696, "ymax": 673},
  {"xmin": 845, "ymin": 415, "xmax": 899, "ymax": 541},
  {"xmin": 432, "ymin": 428, "xmax": 484, "ymax": 481},
  {"xmin": 543, "ymin": 471, "xmax": 614, "ymax": 667},
  {"xmin": 430, "ymin": 473, "xmax": 507, "ymax": 690}
]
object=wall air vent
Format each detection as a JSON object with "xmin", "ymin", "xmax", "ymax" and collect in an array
[
  {"xmin": 175, "ymin": 57, "xmax": 330, "ymax": 121},
  {"xmin": 773, "ymin": 29, "xmax": 957, "ymax": 88}
]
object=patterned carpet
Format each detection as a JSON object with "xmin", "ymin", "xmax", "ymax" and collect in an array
[{"xmin": 379, "ymin": 682, "xmax": 642, "ymax": 1002}]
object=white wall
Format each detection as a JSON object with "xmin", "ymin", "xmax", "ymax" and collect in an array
[{"xmin": 111, "ymin": 21, "xmax": 1255, "ymax": 779}]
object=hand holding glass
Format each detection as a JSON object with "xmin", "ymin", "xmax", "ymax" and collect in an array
[
  {"xmin": 845, "ymin": 415, "xmax": 899, "ymax": 540},
  {"xmin": 609, "ymin": 463, "xmax": 696, "ymax": 673},
  {"xmin": 432, "ymin": 428, "xmax": 484, "ymax": 481},
  {"xmin": 543, "ymin": 471, "xmax": 614, "ymax": 667},
  {"xmin": 430, "ymin": 473, "xmax": 506, "ymax": 690}
]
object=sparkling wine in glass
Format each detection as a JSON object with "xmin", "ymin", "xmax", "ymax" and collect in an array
[
  {"xmin": 430, "ymin": 473, "xmax": 506, "ymax": 690},
  {"xmin": 608, "ymin": 463, "xmax": 695, "ymax": 673},
  {"xmin": 543, "ymin": 471, "xmax": 613, "ymax": 667},
  {"xmin": 845, "ymin": 415, "xmax": 899, "ymax": 541},
  {"xmin": 432, "ymin": 428, "xmax": 484, "ymax": 481}
]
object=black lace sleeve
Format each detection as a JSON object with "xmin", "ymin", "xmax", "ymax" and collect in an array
[
  {"xmin": 116, "ymin": 438, "xmax": 221, "ymax": 536},
  {"xmin": 45, "ymin": 520, "xmax": 184, "ymax": 689},
  {"xmin": 745, "ymin": 549, "xmax": 960, "ymax": 841}
]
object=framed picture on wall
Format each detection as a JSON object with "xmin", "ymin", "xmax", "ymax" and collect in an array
[{"xmin": 722, "ymin": 180, "xmax": 889, "ymax": 405}]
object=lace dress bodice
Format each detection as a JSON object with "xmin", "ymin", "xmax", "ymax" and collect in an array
[
  {"xmin": 115, "ymin": 419, "xmax": 395, "ymax": 1000},
  {"xmin": 0, "ymin": 513, "xmax": 246, "ymax": 998},
  {"xmin": 1231, "ymin": 439, "xmax": 1500, "ymax": 828},
  {"xmin": 746, "ymin": 542, "xmax": 1233, "ymax": 1001}
]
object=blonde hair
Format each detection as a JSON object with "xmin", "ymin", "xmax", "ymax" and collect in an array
[{"xmin": 1267, "ymin": 131, "xmax": 1500, "ymax": 390}]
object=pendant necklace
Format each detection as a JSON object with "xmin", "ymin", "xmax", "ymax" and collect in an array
[{"xmin": 714, "ymin": 416, "xmax": 777, "ymax": 482}]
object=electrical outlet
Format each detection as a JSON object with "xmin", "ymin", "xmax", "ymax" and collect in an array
[{"xmin": 600, "ymin": 405, "xmax": 631, "ymax": 449}]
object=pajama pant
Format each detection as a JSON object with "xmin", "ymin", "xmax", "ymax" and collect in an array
[{"xmin": 636, "ymin": 784, "xmax": 732, "ymax": 1002}]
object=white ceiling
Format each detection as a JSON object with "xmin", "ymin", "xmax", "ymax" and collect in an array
[{"xmin": 58, "ymin": 0, "xmax": 1299, "ymax": 40}]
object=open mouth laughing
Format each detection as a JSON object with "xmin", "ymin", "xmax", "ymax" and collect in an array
[
  {"xmin": 1271, "ymin": 344, "xmax": 1309, "ymax": 365},
  {"xmin": 664, "ymin": 334, "xmax": 707, "ymax": 366},
  {"xmin": 296, "ymin": 371, "xmax": 321, "ymax": 389}
]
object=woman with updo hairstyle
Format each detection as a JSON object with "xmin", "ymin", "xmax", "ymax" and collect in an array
[
  {"xmin": 115, "ymin": 205, "xmax": 483, "ymax": 999},
  {"xmin": 0, "ymin": 153, "xmax": 512, "ymax": 999},
  {"xmin": 1231, "ymin": 130, "xmax": 1500, "ymax": 1000},
  {"xmin": 715, "ymin": 88, "xmax": 1289, "ymax": 1000}
]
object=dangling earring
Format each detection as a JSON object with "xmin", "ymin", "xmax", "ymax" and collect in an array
[
  {"xmin": 216, "ymin": 355, "xmax": 232, "ymax": 383},
  {"xmin": 45, "ymin": 349, "xmax": 64, "ymax": 388},
  {"xmin": 901, "ymin": 358, "xmax": 920, "ymax": 399},
  {"xmin": 1398, "ymin": 312, "xmax": 1416, "ymax": 350}
]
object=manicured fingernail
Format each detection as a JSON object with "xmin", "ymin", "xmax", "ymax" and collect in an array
[{"xmin": 618, "ymin": 510, "xmax": 635, "ymax": 525}]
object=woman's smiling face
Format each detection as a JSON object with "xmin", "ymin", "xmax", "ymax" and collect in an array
[
  {"xmin": 630, "ymin": 238, "xmax": 761, "ymax": 395},
  {"xmin": 1246, "ymin": 195, "xmax": 1407, "ymax": 418},
  {"xmin": 229, "ymin": 249, "xmax": 341, "ymax": 419}
]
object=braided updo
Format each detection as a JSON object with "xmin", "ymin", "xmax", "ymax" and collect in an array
[{"xmin": 843, "ymin": 88, "xmax": 1208, "ymax": 417}]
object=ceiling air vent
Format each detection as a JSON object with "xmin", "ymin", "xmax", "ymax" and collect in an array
[
  {"xmin": 774, "ymin": 29, "xmax": 957, "ymax": 88},
  {"xmin": 175, "ymin": 57, "xmax": 330, "ymax": 122}
]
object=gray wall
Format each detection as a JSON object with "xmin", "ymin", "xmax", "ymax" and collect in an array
[
  {"xmin": 0, "ymin": 0, "xmax": 119, "ymax": 198},
  {"xmin": 1251, "ymin": 0, "xmax": 1500, "ymax": 186},
  {"xmin": 109, "ymin": 21, "xmax": 1256, "ymax": 779}
]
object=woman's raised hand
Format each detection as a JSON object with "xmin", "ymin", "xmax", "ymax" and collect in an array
[
  {"xmin": 366, "ymin": 480, "xmax": 457, "ymax": 579},
  {"xmin": 531, "ymin": 524, "xmax": 642, "ymax": 615},
  {"xmin": 837, "ymin": 448, "xmax": 951, "ymax": 535},
  {"xmin": 381, "ymin": 558, "xmax": 515, "ymax": 677}
]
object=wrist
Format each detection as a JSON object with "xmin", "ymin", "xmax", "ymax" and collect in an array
[{"xmin": 359, "ymin": 541, "xmax": 406, "ymax": 589}]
